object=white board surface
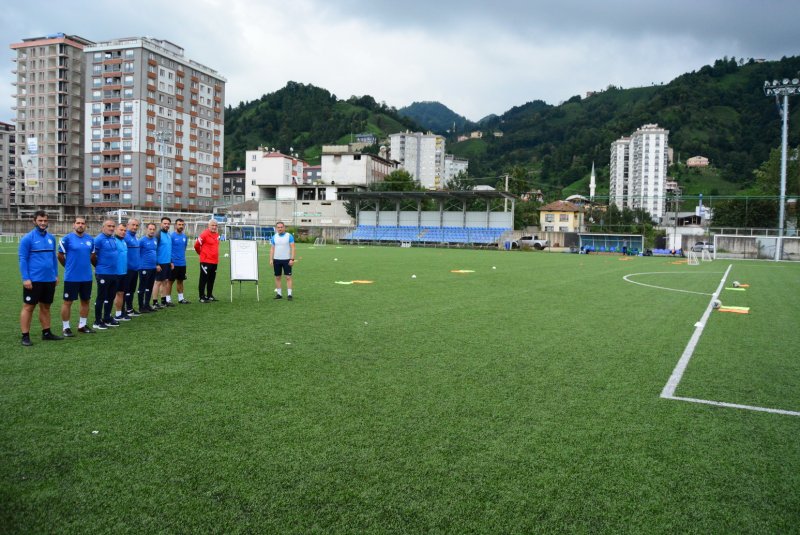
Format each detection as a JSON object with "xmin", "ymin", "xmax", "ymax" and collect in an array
[{"xmin": 230, "ymin": 240, "xmax": 259, "ymax": 281}]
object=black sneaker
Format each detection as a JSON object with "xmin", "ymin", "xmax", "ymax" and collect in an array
[
  {"xmin": 63, "ymin": 328, "xmax": 75, "ymax": 338},
  {"xmin": 206, "ymin": 296, "xmax": 217, "ymax": 302},
  {"xmin": 151, "ymin": 303, "xmax": 163, "ymax": 310},
  {"xmin": 106, "ymin": 319, "xmax": 121, "ymax": 327},
  {"xmin": 287, "ymin": 295, "xmax": 293, "ymax": 301},
  {"xmin": 139, "ymin": 307, "xmax": 154, "ymax": 314},
  {"xmin": 164, "ymin": 301, "xmax": 176, "ymax": 307},
  {"xmin": 199, "ymin": 297, "xmax": 208, "ymax": 303},
  {"xmin": 117, "ymin": 315, "xmax": 132, "ymax": 322},
  {"xmin": 77, "ymin": 326, "xmax": 95, "ymax": 334},
  {"xmin": 42, "ymin": 331, "xmax": 64, "ymax": 341},
  {"xmin": 274, "ymin": 294, "xmax": 283, "ymax": 300},
  {"xmin": 127, "ymin": 309, "xmax": 141, "ymax": 317},
  {"xmin": 93, "ymin": 322, "xmax": 108, "ymax": 330},
  {"xmin": 178, "ymin": 299, "xmax": 191, "ymax": 304},
  {"xmin": 21, "ymin": 335, "xmax": 32, "ymax": 347}
]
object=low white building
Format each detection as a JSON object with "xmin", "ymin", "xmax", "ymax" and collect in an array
[{"xmin": 244, "ymin": 149, "xmax": 305, "ymax": 201}]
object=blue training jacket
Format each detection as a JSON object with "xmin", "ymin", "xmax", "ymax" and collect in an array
[
  {"xmin": 19, "ymin": 227, "xmax": 58, "ymax": 282},
  {"xmin": 125, "ymin": 230, "xmax": 140, "ymax": 271}
]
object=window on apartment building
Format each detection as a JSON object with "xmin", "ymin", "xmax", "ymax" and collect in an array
[
  {"xmin": 545, "ymin": 226, "xmax": 554, "ymax": 232},
  {"xmin": 559, "ymin": 214, "xmax": 569, "ymax": 222},
  {"xmin": 545, "ymin": 214, "xmax": 554, "ymax": 223},
  {"xmin": 122, "ymin": 141, "xmax": 132, "ymax": 151},
  {"xmin": 559, "ymin": 226, "xmax": 568, "ymax": 232}
]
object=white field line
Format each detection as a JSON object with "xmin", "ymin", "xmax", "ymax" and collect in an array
[
  {"xmin": 622, "ymin": 271, "xmax": 724, "ymax": 296},
  {"xmin": 660, "ymin": 263, "xmax": 800, "ymax": 417}
]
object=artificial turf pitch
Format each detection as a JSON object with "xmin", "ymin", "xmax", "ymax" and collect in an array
[{"xmin": 1, "ymin": 242, "xmax": 799, "ymax": 533}]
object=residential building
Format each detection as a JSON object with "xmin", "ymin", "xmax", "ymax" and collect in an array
[
  {"xmin": 389, "ymin": 131, "xmax": 445, "ymax": 188},
  {"xmin": 0, "ymin": 121, "xmax": 15, "ymax": 215},
  {"xmin": 686, "ymin": 155, "xmax": 709, "ymax": 167},
  {"xmin": 222, "ymin": 169, "xmax": 246, "ymax": 206},
  {"xmin": 83, "ymin": 37, "xmax": 225, "ymax": 213},
  {"xmin": 321, "ymin": 149, "xmax": 396, "ymax": 194},
  {"xmin": 304, "ymin": 164, "xmax": 321, "ymax": 185},
  {"xmin": 244, "ymin": 148, "xmax": 305, "ymax": 201},
  {"xmin": 444, "ymin": 154, "xmax": 469, "ymax": 182},
  {"xmin": 539, "ymin": 200, "xmax": 586, "ymax": 233},
  {"xmin": 609, "ymin": 124, "xmax": 669, "ymax": 221},
  {"xmin": 10, "ymin": 33, "xmax": 94, "ymax": 218}
]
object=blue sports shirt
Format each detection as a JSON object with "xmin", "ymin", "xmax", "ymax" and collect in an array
[
  {"xmin": 93, "ymin": 232, "xmax": 119, "ymax": 275},
  {"xmin": 170, "ymin": 231, "xmax": 188, "ymax": 267},
  {"xmin": 19, "ymin": 227, "xmax": 58, "ymax": 282},
  {"xmin": 139, "ymin": 235, "xmax": 158, "ymax": 269},
  {"xmin": 59, "ymin": 232, "xmax": 94, "ymax": 282},
  {"xmin": 156, "ymin": 229, "xmax": 172, "ymax": 264},
  {"xmin": 125, "ymin": 230, "xmax": 140, "ymax": 271},
  {"xmin": 114, "ymin": 236, "xmax": 128, "ymax": 276}
]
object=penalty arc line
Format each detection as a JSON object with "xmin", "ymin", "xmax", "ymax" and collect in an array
[
  {"xmin": 660, "ymin": 263, "xmax": 800, "ymax": 417},
  {"xmin": 623, "ymin": 271, "xmax": 725, "ymax": 296}
]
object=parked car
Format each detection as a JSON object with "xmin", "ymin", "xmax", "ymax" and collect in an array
[
  {"xmin": 691, "ymin": 241, "xmax": 714, "ymax": 253},
  {"xmin": 512, "ymin": 236, "xmax": 549, "ymax": 250}
]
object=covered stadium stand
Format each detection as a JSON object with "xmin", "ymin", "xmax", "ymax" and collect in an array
[{"xmin": 339, "ymin": 190, "xmax": 516, "ymax": 247}]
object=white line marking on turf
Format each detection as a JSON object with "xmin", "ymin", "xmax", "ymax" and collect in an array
[
  {"xmin": 661, "ymin": 263, "xmax": 800, "ymax": 417},
  {"xmin": 661, "ymin": 264, "xmax": 732, "ymax": 398},
  {"xmin": 623, "ymin": 271, "xmax": 724, "ymax": 296},
  {"xmin": 667, "ymin": 396, "xmax": 800, "ymax": 417}
]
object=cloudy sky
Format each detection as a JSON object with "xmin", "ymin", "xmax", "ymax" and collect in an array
[{"xmin": 2, "ymin": 0, "xmax": 799, "ymax": 122}]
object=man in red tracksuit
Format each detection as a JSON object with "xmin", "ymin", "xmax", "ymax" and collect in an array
[{"xmin": 194, "ymin": 219, "xmax": 220, "ymax": 302}]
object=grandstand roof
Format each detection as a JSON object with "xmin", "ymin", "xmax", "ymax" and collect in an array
[{"xmin": 338, "ymin": 190, "xmax": 516, "ymax": 202}]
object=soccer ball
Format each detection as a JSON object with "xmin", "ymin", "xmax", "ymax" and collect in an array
[
  {"xmin": 411, "ymin": 274, "xmax": 416, "ymax": 279},
  {"xmin": 712, "ymin": 299, "xmax": 722, "ymax": 309},
  {"xmin": 732, "ymin": 281, "xmax": 740, "ymax": 288}
]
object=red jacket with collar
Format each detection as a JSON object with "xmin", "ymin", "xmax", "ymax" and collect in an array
[{"xmin": 194, "ymin": 229, "xmax": 219, "ymax": 264}]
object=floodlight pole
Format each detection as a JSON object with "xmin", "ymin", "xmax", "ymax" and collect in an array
[
  {"xmin": 763, "ymin": 77, "xmax": 799, "ymax": 261},
  {"xmin": 156, "ymin": 130, "xmax": 171, "ymax": 217}
]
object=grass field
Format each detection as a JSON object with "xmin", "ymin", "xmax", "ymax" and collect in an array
[{"xmin": 1, "ymin": 241, "xmax": 799, "ymax": 533}]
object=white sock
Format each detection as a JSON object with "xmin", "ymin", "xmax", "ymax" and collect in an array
[
  {"xmin": 178, "ymin": 293, "xmax": 184, "ymax": 301},
  {"xmin": 79, "ymin": 317, "xmax": 87, "ymax": 328},
  {"xmin": 63, "ymin": 320, "xmax": 70, "ymax": 330},
  {"xmin": 287, "ymin": 289, "xmax": 292, "ymax": 296},
  {"xmin": 166, "ymin": 296, "xmax": 172, "ymax": 303},
  {"xmin": 276, "ymin": 288, "xmax": 282, "ymax": 296},
  {"xmin": 115, "ymin": 311, "xmax": 122, "ymax": 318}
]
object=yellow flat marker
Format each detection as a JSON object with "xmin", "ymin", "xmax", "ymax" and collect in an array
[
  {"xmin": 619, "ymin": 257, "xmax": 634, "ymax": 261},
  {"xmin": 351, "ymin": 280, "xmax": 374, "ymax": 284},
  {"xmin": 334, "ymin": 281, "xmax": 354, "ymax": 285},
  {"xmin": 450, "ymin": 270, "xmax": 475, "ymax": 273},
  {"xmin": 670, "ymin": 260, "xmax": 687, "ymax": 265},
  {"xmin": 718, "ymin": 306, "xmax": 750, "ymax": 314},
  {"xmin": 725, "ymin": 287, "xmax": 746, "ymax": 292}
]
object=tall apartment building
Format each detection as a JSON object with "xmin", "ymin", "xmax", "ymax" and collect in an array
[
  {"xmin": 609, "ymin": 124, "xmax": 669, "ymax": 221},
  {"xmin": 10, "ymin": 34, "xmax": 93, "ymax": 218},
  {"xmin": 82, "ymin": 37, "xmax": 225, "ymax": 213},
  {"xmin": 0, "ymin": 121, "xmax": 16, "ymax": 215},
  {"xmin": 389, "ymin": 131, "xmax": 445, "ymax": 189}
]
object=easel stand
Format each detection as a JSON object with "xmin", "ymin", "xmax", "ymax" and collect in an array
[{"xmin": 231, "ymin": 280, "xmax": 260, "ymax": 302}]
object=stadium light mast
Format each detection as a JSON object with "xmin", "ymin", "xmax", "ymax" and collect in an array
[
  {"xmin": 763, "ymin": 77, "xmax": 800, "ymax": 261},
  {"xmin": 155, "ymin": 130, "xmax": 171, "ymax": 217}
]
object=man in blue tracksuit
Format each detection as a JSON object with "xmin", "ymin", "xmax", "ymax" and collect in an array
[
  {"xmin": 153, "ymin": 217, "xmax": 173, "ymax": 309},
  {"xmin": 113, "ymin": 223, "xmax": 130, "ymax": 322},
  {"xmin": 138, "ymin": 222, "xmax": 159, "ymax": 313},
  {"xmin": 58, "ymin": 216, "xmax": 95, "ymax": 336},
  {"xmin": 18, "ymin": 210, "xmax": 62, "ymax": 346},
  {"xmin": 123, "ymin": 218, "xmax": 141, "ymax": 315},
  {"xmin": 92, "ymin": 219, "xmax": 120, "ymax": 329},
  {"xmin": 167, "ymin": 217, "xmax": 190, "ymax": 305}
]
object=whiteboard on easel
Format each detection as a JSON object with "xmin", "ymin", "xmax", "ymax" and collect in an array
[{"xmin": 229, "ymin": 239, "xmax": 259, "ymax": 281}]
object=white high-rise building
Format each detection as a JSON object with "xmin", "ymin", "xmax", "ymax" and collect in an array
[
  {"xmin": 609, "ymin": 124, "xmax": 669, "ymax": 220},
  {"xmin": 389, "ymin": 131, "xmax": 445, "ymax": 189}
]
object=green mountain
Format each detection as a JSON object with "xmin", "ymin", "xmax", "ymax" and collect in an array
[
  {"xmin": 397, "ymin": 101, "xmax": 475, "ymax": 135},
  {"xmin": 449, "ymin": 56, "xmax": 800, "ymax": 195},
  {"xmin": 223, "ymin": 82, "xmax": 419, "ymax": 169}
]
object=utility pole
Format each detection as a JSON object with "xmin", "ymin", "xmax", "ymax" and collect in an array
[{"xmin": 155, "ymin": 130, "xmax": 171, "ymax": 217}]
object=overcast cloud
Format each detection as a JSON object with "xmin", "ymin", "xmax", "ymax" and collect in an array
[{"xmin": 2, "ymin": 0, "xmax": 799, "ymax": 122}]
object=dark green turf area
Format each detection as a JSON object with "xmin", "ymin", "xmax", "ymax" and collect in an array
[{"xmin": 1, "ymin": 242, "xmax": 799, "ymax": 533}]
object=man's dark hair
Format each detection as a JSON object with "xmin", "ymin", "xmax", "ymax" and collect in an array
[
  {"xmin": 33, "ymin": 210, "xmax": 47, "ymax": 219},
  {"xmin": 161, "ymin": 217, "xmax": 171, "ymax": 223},
  {"xmin": 175, "ymin": 218, "xmax": 184, "ymax": 223}
]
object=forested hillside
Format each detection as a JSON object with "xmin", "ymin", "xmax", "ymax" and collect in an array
[
  {"xmin": 223, "ymin": 57, "xmax": 800, "ymax": 197},
  {"xmin": 223, "ymin": 82, "xmax": 419, "ymax": 170},
  {"xmin": 397, "ymin": 101, "xmax": 475, "ymax": 134},
  {"xmin": 452, "ymin": 56, "xmax": 800, "ymax": 192}
]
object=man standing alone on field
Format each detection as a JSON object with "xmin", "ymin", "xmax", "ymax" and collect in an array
[
  {"xmin": 18, "ymin": 210, "xmax": 63, "ymax": 345},
  {"xmin": 269, "ymin": 221, "xmax": 296, "ymax": 301},
  {"xmin": 167, "ymin": 217, "xmax": 190, "ymax": 304},
  {"xmin": 194, "ymin": 219, "xmax": 220, "ymax": 303},
  {"xmin": 58, "ymin": 216, "xmax": 95, "ymax": 336}
]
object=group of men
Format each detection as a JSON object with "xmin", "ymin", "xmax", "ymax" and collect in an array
[{"xmin": 18, "ymin": 211, "xmax": 223, "ymax": 346}]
